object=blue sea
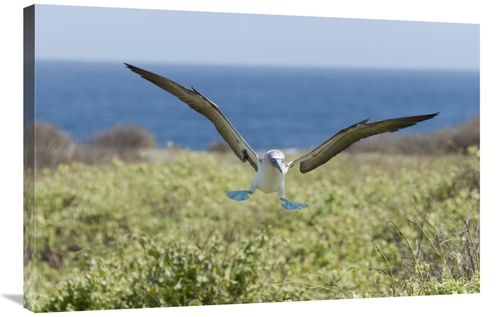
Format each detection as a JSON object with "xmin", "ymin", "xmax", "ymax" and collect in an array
[{"xmin": 34, "ymin": 60, "xmax": 479, "ymax": 151}]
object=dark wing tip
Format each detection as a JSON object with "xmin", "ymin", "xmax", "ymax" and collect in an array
[
  {"xmin": 419, "ymin": 112, "xmax": 440, "ymax": 119},
  {"xmin": 191, "ymin": 86, "xmax": 201, "ymax": 95},
  {"xmin": 401, "ymin": 112, "xmax": 440, "ymax": 127},
  {"xmin": 417, "ymin": 112, "xmax": 440, "ymax": 120},
  {"xmin": 124, "ymin": 63, "xmax": 147, "ymax": 77}
]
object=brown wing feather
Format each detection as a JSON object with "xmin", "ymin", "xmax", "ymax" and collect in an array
[
  {"xmin": 125, "ymin": 63, "xmax": 259, "ymax": 171},
  {"xmin": 289, "ymin": 113, "xmax": 439, "ymax": 173}
]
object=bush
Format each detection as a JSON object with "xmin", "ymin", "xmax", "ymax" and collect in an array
[
  {"xmin": 26, "ymin": 146, "xmax": 480, "ymax": 311},
  {"xmin": 206, "ymin": 140, "xmax": 231, "ymax": 153},
  {"xmin": 24, "ymin": 122, "xmax": 78, "ymax": 169},
  {"xmin": 84, "ymin": 125, "xmax": 157, "ymax": 163},
  {"xmin": 87, "ymin": 125, "xmax": 157, "ymax": 152},
  {"xmin": 24, "ymin": 123, "xmax": 158, "ymax": 168},
  {"xmin": 40, "ymin": 233, "xmax": 270, "ymax": 311},
  {"xmin": 369, "ymin": 146, "xmax": 480, "ymax": 297}
]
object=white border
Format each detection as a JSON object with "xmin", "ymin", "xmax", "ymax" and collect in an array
[{"xmin": 1, "ymin": 1, "xmax": 496, "ymax": 316}]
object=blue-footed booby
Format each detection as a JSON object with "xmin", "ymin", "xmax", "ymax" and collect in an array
[{"xmin": 125, "ymin": 63, "xmax": 438, "ymax": 210}]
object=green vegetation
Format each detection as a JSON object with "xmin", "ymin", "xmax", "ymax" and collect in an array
[{"xmin": 23, "ymin": 119, "xmax": 480, "ymax": 312}]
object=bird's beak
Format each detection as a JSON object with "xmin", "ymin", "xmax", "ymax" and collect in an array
[{"xmin": 272, "ymin": 159, "xmax": 284, "ymax": 174}]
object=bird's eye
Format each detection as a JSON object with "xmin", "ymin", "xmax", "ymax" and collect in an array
[{"xmin": 271, "ymin": 158, "xmax": 276, "ymax": 163}]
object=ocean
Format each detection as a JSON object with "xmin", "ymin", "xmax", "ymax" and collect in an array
[{"xmin": 34, "ymin": 60, "xmax": 479, "ymax": 152}]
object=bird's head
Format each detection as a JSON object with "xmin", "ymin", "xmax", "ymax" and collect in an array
[{"xmin": 265, "ymin": 150, "xmax": 285, "ymax": 174}]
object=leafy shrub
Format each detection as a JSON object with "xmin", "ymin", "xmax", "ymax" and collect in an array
[
  {"xmin": 369, "ymin": 146, "xmax": 480, "ymax": 297},
  {"xmin": 26, "ymin": 142, "xmax": 480, "ymax": 311},
  {"xmin": 40, "ymin": 233, "xmax": 270, "ymax": 311},
  {"xmin": 402, "ymin": 267, "xmax": 480, "ymax": 296}
]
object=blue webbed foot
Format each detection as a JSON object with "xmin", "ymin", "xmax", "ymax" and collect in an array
[
  {"xmin": 227, "ymin": 190, "xmax": 253, "ymax": 201},
  {"xmin": 280, "ymin": 198, "xmax": 308, "ymax": 210}
]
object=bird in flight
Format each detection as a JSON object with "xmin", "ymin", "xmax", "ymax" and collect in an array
[{"xmin": 125, "ymin": 63, "xmax": 438, "ymax": 210}]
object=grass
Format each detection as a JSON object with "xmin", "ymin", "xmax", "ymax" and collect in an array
[{"xmin": 23, "ymin": 140, "xmax": 480, "ymax": 311}]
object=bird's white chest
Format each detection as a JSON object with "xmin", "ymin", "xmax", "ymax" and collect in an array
[{"xmin": 252, "ymin": 161, "xmax": 285, "ymax": 193}]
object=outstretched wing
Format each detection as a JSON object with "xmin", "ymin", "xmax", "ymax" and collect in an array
[
  {"xmin": 288, "ymin": 113, "xmax": 439, "ymax": 173},
  {"xmin": 125, "ymin": 63, "xmax": 259, "ymax": 171}
]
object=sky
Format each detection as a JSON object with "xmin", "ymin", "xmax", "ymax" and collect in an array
[{"xmin": 34, "ymin": 4, "xmax": 479, "ymax": 70}]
